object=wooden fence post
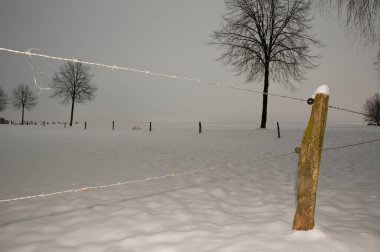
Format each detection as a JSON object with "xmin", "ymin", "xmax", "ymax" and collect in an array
[
  {"xmin": 199, "ymin": 121, "xmax": 202, "ymax": 134},
  {"xmin": 84, "ymin": 121, "xmax": 87, "ymax": 130},
  {"xmin": 277, "ymin": 121, "xmax": 281, "ymax": 138},
  {"xmin": 150, "ymin": 121, "xmax": 152, "ymax": 132},
  {"xmin": 293, "ymin": 85, "xmax": 329, "ymax": 231},
  {"xmin": 112, "ymin": 121, "xmax": 115, "ymax": 131}
]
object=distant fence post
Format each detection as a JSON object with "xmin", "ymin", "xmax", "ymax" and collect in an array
[
  {"xmin": 84, "ymin": 121, "xmax": 87, "ymax": 130},
  {"xmin": 293, "ymin": 85, "xmax": 329, "ymax": 231},
  {"xmin": 277, "ymin": 122, "xmax": 281, "ymax": 138},
  {"xmin": 112, "ymin": 121, "xmax": 115, "ymax": 131},
  {"xmin": 199, "ymin": 121, "xmax": 202, "ymax": 134},
  {"xmin": 150, "ymin": 121, "xmax": 152, "ymax": 132}
]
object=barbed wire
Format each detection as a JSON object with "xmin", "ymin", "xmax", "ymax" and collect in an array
[
  {"xmin": 1, "ymin": 137, "xmax": 379, "ymax": 203},
  {"xmin": 0, "ymin": 167, "xmax": 220, "ymax": 203},
  {"xmin": 328, "ymin": 105, "xmax": 368, "ymax": 116},
  {"xmin": 1, "ymin": 47, "xmax": 368, "ymax": 117},
  {"xmin": 323, "ymin": 138, "xmax": 380, "ymax": 150},
  {"xmin": 0, "ymin": 48, "xmax": 268, "ymax": 94},
  {"xmin": 0, "ymin": 152, "xmax": 296, "ymax": 203}
]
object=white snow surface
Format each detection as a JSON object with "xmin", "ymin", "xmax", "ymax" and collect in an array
[{"xmin": 0, "ymin": 125, "xmax": 379, "ymax": 251}]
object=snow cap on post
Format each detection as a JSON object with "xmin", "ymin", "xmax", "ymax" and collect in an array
[
  {"xmin": 312, "ymin": 85, "xmax": 329, "ymax": 98},
  {"xmin": 308, "ymin": 85, "xmax": 329, "ymax": 105}
]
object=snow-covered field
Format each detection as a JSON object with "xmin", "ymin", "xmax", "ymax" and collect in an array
[{"xmin": 0, "ymin": 124, "xmax": 379, "ymax": 251}]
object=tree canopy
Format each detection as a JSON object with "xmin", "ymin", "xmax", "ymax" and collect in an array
[{"xmin": 50, "ymin": 61, "xmax": 97, "ymax": 126}]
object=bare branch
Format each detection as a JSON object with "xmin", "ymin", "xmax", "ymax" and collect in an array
[{"xmin": 317, "ymin": 0, "xmax": 380, "ymax": 43}]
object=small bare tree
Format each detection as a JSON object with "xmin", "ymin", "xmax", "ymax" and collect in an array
[
  {"xmin": 0, "ymin": 86, "xmax": 8, "ymax": 112},
  {"xmin": 363, "ymin": 93, "xmax": 380, "ymax": 125},
  {"xmin": 50, "ymin": 61, "xmax": 97, "ymax": 126},
  {"xmin": 211, "ymin": 0, "xmax": 321, "ymax": 128},
  {"xmin": 11, "ymin": 84, "xmax": 38, "ymax": 125}
]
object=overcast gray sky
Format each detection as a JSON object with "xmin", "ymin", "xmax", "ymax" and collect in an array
[{"xmin": 0, "ymin": 0, "xmax": 379, "ymax": 127}]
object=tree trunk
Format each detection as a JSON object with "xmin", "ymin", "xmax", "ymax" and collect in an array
[
  {"xmin": 293, "ymin": 93, "xmax": 329, "ymax": 230},
  {"xmin": 21, "ymin": 105, "xmax": 25, "ymax": 125},
  {"xmin": 70, "ymin": 98, "xmax": 75, "ymax": 126},
  {"xmin": 260, "ymin": 62, "xmax": 270, "ymax": 129}
]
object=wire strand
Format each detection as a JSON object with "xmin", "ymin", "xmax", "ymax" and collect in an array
[
  {"xmin": 1, "ymin": 137, "xmax": 379, "ymax": 203},
  {"xmin": 328, "ymin": 105, "xmax": 368, "ymax": 116},
  {"xmin": 0, "ymin": 48, "xmax": 307, "ymax": 101},
  {"xmin": 322, "ymin": 138, "xmax": 380, "ymax": 150},
  {"xmin": 0, "ymin": 47, "xmax": 368, "ymax": 117},
  {"xmin": 0, "ymin": 151, "xmax": 296, "ymax": 203}
]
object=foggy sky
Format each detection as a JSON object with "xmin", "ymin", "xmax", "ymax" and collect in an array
[{"xmin": 0, "ymin": 0, "xmax": 379, "ymax": 127}]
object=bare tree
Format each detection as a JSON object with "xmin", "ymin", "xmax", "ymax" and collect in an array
[
  {"xmin": 11, "ymin": 84, "xmax": 38, "ymax": 125},
  {"xmin": 50, "ymin": 61, "xmax": 97, "ymax": 126},
  {"xmin": 363, "ymin": 93, "xmax": 380, "ymax": 125},
  {"xmin": 211, "ymin": 0, "xmax": 321, "ymax": 128},
  {"xmin": 0, "ymin": 86, "xmax": 7, "ymax": 112},
  {"xmin": 317, "ymin": 0, "xmax": 380, "ymax": 43}
]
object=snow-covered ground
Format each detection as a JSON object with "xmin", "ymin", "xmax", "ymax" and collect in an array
[{"xmin": 0, "ymin": 124, "xmax": 379, "ymax": 251}]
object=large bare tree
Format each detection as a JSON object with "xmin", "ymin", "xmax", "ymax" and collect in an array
[
  {"xmin": 0, "ymin": 86, "xmax": 7, "ymax": 112},
  {"xmin": 50, "ymin": 61, "xmax": 97, "ymax": 126},
  {"xmin": 363, "ymin": 93, "xmax": 380, "ymax": 125},
  {"xmin": 211, "ymin": 0, "xmax": 321, "ymax": 128},
  {"xmin": 11, "ymin": 84, "xmax": 38, "ymax": 125}
]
